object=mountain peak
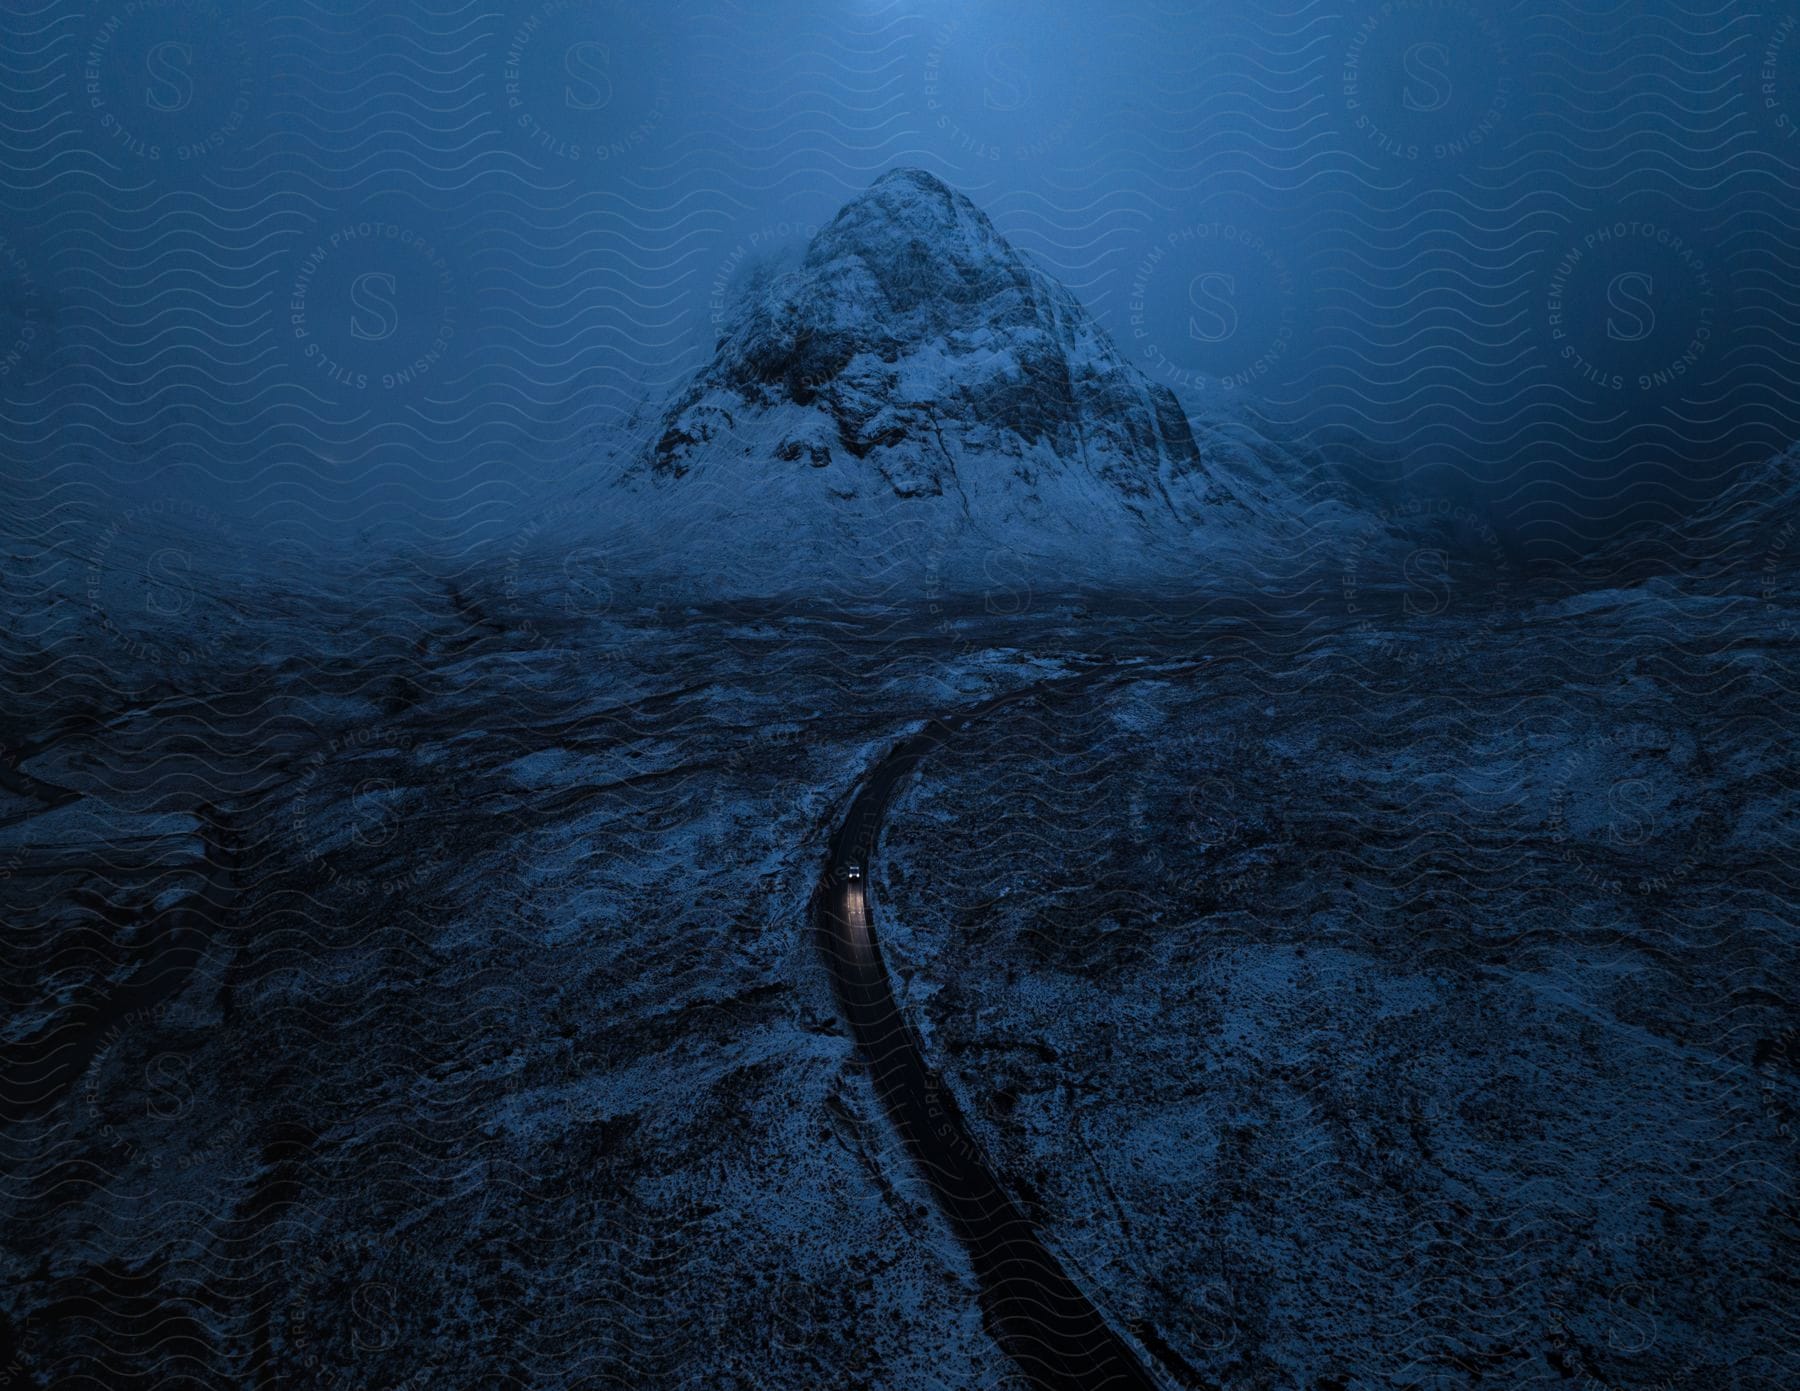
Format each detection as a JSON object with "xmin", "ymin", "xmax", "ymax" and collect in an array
[
  {"xmin": 822, "ymin": 167, "xmax": 996, "ymax": 250},
  {"xmin": 869, "ymin": 166, "xmax": 952, "ymax": 193},
  {"xmin": 796, "ymin": 168, "xmax": 1031, "ymax": 332},
  {"xmin": 859, "ymin": 166, "xmax": 960, "ymax": 206},
  {"xmin": 605, "ymin": 170, "xmax": 1331, "ymax": 592},
  {"xmin": 654, "ymin": 169, "xmax": 1176, "ymax": 469}
]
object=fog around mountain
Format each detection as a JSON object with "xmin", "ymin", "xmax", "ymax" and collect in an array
[
  {"xmin": 578, "ymin": 169, "xmax": 1404, "ymax": 595},
  {"xmin": 5, "ymin": 0, "xmax": 1800, "ymax": 569}
]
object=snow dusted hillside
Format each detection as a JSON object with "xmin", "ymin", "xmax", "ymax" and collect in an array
[{"xmin": 587, "ymin": 169, "xmax": 1393, "ymax": 596}]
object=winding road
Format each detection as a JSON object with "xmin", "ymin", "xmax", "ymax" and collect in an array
[{"xmin": 814, "ymin": 665, "xmax": 1208, "ymax": 1391}]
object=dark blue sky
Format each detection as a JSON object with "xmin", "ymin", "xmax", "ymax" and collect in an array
[{"xmin": 4, "ymin": 0, "xmax": 1797, "ymax": 559}]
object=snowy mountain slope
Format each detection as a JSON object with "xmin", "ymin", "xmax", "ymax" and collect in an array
[
  {"xmin": 585, "ymin": 169, "xmax": 1397, "ymax": 596},
  {"xmin": 1566, "ymin": 440, "xmax": 1800, "ymax": 592}
]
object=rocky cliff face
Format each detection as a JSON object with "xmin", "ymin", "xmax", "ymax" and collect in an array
[
  {"xmin": 651, "ymin": 169, "xmax": 1215, "ymax": 505},
  {"xmin": 601, "ymin": 169, "xmax": 1368, "ymax": 594},
  {"xmin": 1577, "ymin": 441, "xmax": 1800, "ymax": 589}
]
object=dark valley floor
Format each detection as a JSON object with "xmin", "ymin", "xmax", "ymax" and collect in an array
[{"xmin": 2, "ymin": 537, "xmax": 1795, "ymax": 1390}]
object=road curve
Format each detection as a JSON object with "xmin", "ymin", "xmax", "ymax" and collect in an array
[{"xmin": 814, "ymin": 668, "xmax": 1200, "ymax": 1391}]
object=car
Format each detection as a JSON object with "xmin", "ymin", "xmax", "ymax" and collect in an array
[{"xmin": 844, "ymin": 863, "xmax": 863, "ymax": 881}]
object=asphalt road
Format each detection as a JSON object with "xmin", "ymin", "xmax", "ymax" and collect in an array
[{"xmin": 814, "ymin": 671, "xmax": 1192, "ymax": 1391}]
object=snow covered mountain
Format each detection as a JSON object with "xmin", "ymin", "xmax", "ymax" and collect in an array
[
  {"xmin": 589, "ymin": 169, "xmax": 1385, "ymax": 596},
  {"xmin": 1568, "ymin": 440, "xmax": 1800, "ymax": 591}
]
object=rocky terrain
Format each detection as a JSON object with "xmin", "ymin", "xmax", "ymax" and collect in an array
[
  {"xmin": 2, "ymin": 501, "xmax": 1795, "ymax": 1387},
  {"xmin": 877, "ymin": 577, "xmax": 1800, "ymax": 1389},
  {"xmin": 1, "ymin": 168, "xmax": 1796, "ymax": 1391},
  {"xmin": 0, "ymin": 545, "xmax": 1055, "ymax": 1390}
]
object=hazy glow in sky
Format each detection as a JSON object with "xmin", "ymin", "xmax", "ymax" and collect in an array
[{"xmin": 3, "ymin": 0, "xmax": 1794, "ymax": 553}]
